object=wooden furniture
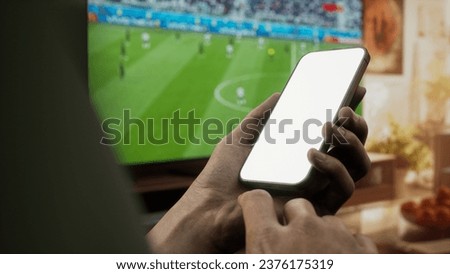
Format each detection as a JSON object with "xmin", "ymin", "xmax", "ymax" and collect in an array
[{"xmin": 433, "ymin": 131, "xmax": 450, "ymax": 190}]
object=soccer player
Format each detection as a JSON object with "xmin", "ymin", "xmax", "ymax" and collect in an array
[
  {"xmin": 300, "ymin": 42, "xmax": 307, "ymax": 55},
  {"xmin": 198, "ymin": 41, "xmax": 204, "ymax": 55},
  {"xmin": 119, "ymin": 61, "xmax": 125, "ymax": 79},
  {"xmin": 267, "ymin": 47, "xmax": 275, "ymax": 60},
  {"xmin": 226, "ymin": 43, "xmax": 234, "ymax": 58},
  {"xmin": 284, "ymin": 43, "xmax": 290, "ymax": 53},
  {"xmin": 236, "ymin": 86, "xmax": 246, "ymax": 105},
  {"xmin": 120, "ymin": 41, "xmax": 127, "ymax": 61},
  {"xmin": 203, "ymin": 32, "xmax": 211, "ymax": 45},
  {"xmin": 258, "ymin": 37, "xmax": 265, "ymax": 49},
  {"xmin": 228, "ymin": 37, "xmax": 235, "ymax": 46},
  {"xmin": 141, "ymin": 31, "xmax": 150, "ymax": 49}
]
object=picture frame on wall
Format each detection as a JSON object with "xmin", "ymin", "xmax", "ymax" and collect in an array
[{"xmin": 363, "ymin": 0, "xmax": 404, "ymax": 74}]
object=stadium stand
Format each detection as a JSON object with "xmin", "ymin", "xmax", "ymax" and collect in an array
[{"xmin": 93, "ymin": 0, "xmax": 361, "ymax": 30}]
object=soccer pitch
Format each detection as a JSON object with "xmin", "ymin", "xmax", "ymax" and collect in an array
[{"xmin": 88, "ymin": 23, "xmax": 347, "ymax": 164}]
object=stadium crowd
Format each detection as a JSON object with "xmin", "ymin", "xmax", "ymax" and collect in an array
[{"xmin": 97, "ymin": 0, "xmax": 362, "ymax": 30}]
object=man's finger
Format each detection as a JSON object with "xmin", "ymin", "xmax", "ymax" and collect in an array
[
  {"xmin": 348, "ymin": 86, "xmax": 366, "ymax": 111},
  {"xmin": 238, "ymin": 190, "xmax": 280, "ymax": 234},
  {"xmin": 307, "ymin": 148, "xmax": 355, "ymax": 214},
  {"xmin": 284, "ymin": 198, "xmax": 317, "ymax": 225},
  {"xmin": 335, "ymin": 107, "xmax": 369, "ymax": 144},
  {"xmin": 323, "ymin": 124, "xmax": 371, "ymax": 182}
]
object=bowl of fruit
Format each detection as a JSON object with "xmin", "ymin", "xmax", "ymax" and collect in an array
[{"xmin": 400, "ymin": 186, "xmax": 450, "ymax": 230}]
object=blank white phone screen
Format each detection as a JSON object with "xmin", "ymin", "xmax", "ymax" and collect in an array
[{"xmin": 240, "ymin": 48, "xmax": 367, "ymax": 185}]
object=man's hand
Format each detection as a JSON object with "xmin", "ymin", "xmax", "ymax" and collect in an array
[
  {"xmin": 307, "ymin": 103, "xmax": 371, "ymax": 215},
  {"xmin": 148, "ymin": 88, "xmax": 370, "ymax": 253},
  {"xmin": 147, "ymin": 93, "xmax": 280, "ymax": 253},
  {"xmin": 239, "ymin": 189, "xmax": 377, "ymax": 253}
]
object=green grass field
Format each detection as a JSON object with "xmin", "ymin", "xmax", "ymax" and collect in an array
[{"xmin": 88, "ymin": 23, "xmax": 348, "ymax": 164}]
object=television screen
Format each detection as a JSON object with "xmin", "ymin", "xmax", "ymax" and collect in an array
[{"xmin": 88, "ymin": 0, "xmax": 363, "ymax": 164}]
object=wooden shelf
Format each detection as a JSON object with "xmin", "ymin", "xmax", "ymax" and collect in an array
[
  {"xmin": 344, "ymin": 152, "xmax": 397, "ymax": 206},
  {"xmin": 135, "ymin": 174, "xmax": 194, "ymax": 193}
]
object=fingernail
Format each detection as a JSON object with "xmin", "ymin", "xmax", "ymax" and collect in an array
[{"xmin": 313, "ymin": 149, "xmax": 326, "ymax": 162}]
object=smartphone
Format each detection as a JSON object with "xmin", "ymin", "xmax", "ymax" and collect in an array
[{"xmin": 239, "ymin": 47, "xmax": 370, "ymax": 195}]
